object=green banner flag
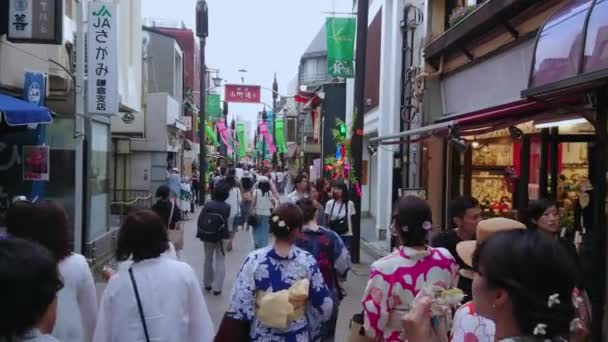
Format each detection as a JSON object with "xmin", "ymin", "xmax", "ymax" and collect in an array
[
  {"xmin": 206, "ymin": 93, "xmax": 221, "ymax": 121},
  {"xmin": 326, "ymin": 17, "xmax": 356, "ymax": 78},
  {"xmin": 274, "ymin": 119, "xmax": 287, "ymax": 154},
  {"xmin": 205, "ymin": 122, "xmax": 219, "ymax": 147},
  {"xmin": 237, "ymin": 123, "xmax": 247, "ymax": 159}
]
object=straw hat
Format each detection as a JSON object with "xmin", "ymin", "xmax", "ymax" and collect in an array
[{"xmin": 456, "ymin": 217, "xmax": 526, "ymax": 271}]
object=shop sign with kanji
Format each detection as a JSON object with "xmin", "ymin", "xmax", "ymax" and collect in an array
[
  {"xmin": 224, "ymin": 84, "xmax": 261, "ymax": 104},
  {"xmin": 87, "ymin": 2, "xmax": 119, "ymax": 115},
  {"xmin": 8, "ymin": 0, "xmax": 63, "ymax": 44}
]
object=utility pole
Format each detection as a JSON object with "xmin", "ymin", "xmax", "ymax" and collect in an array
[
  {"xmin": 74, "ymin": 0, "xmax": 86, "ymax": 253},
  {"xmin": 351, "ymin": 0, "xmax": 369, "ymax": 263},
  {"xmin": 272, "ymin": 73, "xmax": 279, "ymax": 169},
  {"xmin": 196, "ymin": 0, "xmax": 208, "ymax": 204}
]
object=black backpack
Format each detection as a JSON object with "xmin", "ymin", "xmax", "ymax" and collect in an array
[{"xmin": 197, "ymin": 208, "xmax": 226, "ymax": 243}]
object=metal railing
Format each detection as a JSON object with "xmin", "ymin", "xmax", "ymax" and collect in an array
[{"xmin": 111, "ymin": 189, "xmax": 153, "ymax": 216}]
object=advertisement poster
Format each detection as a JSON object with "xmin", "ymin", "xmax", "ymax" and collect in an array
[{"xmin": 23, "ymin": 145, "xmax": 49, "ymax": 181}]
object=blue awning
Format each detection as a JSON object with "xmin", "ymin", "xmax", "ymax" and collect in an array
[{"xmin": 0, "ymin": 94, "xmax": 53, "ymax": 126}]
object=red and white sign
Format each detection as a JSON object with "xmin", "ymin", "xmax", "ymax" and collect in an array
[{"xmin": 225, "ymin": 84, "xmax": 261, "ymax": 103}]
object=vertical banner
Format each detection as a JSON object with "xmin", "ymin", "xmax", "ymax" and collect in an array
[
  {"xmin": 206, "ymin": 93, "xmax": 221, "ymax": 121},
  {"xmin": 274, "ymin": 119, "xmax": 288, "ymax": 154},
  {"xmin": 237, "ymin": 123, "xmax": 247, "ymax": 159},
  {"xmin": 205, "ymin": 122, "xmax": 219, "ymax": 147},
  {"xmin": 326, "ymin": 17, "xmax": 356, "ymax": 78},
  {"xmin": 259, "ymin": 122, "xmax": 276, "ymax": 154},
  {"xmin": 87, "ymin": 2, "xmax": 119, "ymax": 115}
]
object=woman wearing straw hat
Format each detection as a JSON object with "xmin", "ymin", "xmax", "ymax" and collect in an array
[{"xmin": 403, "ymin": 218, "xmax": 581, "ymax": 342}]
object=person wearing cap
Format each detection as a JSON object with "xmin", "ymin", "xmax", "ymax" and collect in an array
[
  {"xmin": 431, "ymin": 196, "xmax": 481, "ymax": 298},
  {"xmin": 450, "ymin": 218, "xmax": 525, "ymax": 342}
]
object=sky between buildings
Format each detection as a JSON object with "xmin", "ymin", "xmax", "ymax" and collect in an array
[{"xmin": 143, "ymin": 0, "xmax": 353, "ymax": 132}]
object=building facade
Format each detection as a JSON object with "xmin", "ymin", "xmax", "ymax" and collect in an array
[{"xmin": 0, "ymin": 0, "xmax": 142, "ymax": 267}]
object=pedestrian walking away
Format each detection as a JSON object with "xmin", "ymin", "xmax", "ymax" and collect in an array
[
  {"xmin": 0, "ymin": 238, "xmax": 64, "ymax": 342},
  {"xmin": 196, "ymin": 185, "xmax": 231, "ymax": 295},
  {"xmin": 94, "ymin": 210, "xmax": 214, "ymax": 342},
  {"xmin": 251, "ymin": 176, "xmax": 278, "ymax": 249},
  {"xmin": 295, "ymin": 198, "xmax": 351, "ymax": 341},
  {"xmin": 6, "ymin": 201, "xmax": 98, "ymax": 342},
  {"xmin": 215, "ymin": 203, "xmax": 334, "ymax": 341}
]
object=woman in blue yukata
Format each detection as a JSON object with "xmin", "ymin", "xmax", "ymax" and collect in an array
[
  {"xmin": 295, "ymin": 198, "xmax": 351, "ymax": 341},
  {"xmin": 222, "ymin": 203, "xmax": 334, "ymax": 341}
]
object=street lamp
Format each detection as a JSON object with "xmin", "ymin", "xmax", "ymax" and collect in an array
[{"xmin": 212, "ymin": 76, "xmax": 223, "ymax": 88}]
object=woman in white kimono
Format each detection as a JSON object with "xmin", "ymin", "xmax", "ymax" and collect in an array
[{"xmin": 93, "ymin": 210, "xmax": 215, "ymax": 342}]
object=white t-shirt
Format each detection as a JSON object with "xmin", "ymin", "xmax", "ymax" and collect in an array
[
  {"xmin": 226, "ymin": 187, "xmax": 241, "ymax": 218},
  {"xmin": 93, "ymin": 258, "xmax": 214, "ymax": 342},
  {"xmin": 288, "ymin": 190, "xmax": 308, "ymax": 204},
  {"xmin": 254, "ymin": 189, "xmax": 274, "ymax": 216},
  {"xmin": 276, "ymin": 172, "xmax": 285, "ymax": 183},
  {"xmin": 325, "ymin": 199, "xmax": 356, "ymax": 236},
  {"xmin": 53, "ymin": 254, "xmax": 98, "ymax": 342}
]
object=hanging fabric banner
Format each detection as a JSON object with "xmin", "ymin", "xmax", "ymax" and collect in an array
[
  {"xmin": 216, "ymin": 120, "xmax": 233, "ymax": 154},
  {"xmin": 237, "ymin": 123, "xmax": 247, "ymax": 159},
  {"xmin": 326, "ymin": 17, "xmax": 356, "ymax": 78},
  {"xmin": 205, "ymin": 122, "xmax": 219, "ymax": 147},
  {"xmin": 259, "ymin": 121, "xmax": 277, "ymax": 154},
  {"xmin": 206, "ymin": 93, "xmax": 222, "ymax": 121},
  {"xmin": 274, "ymin": 119, "xmax": 288, "ymax": 154}
]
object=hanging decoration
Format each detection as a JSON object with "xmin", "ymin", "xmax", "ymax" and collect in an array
[
  {"xmin": 237, "ymin": 123, "xmax": 247, "ymax": 159},
  {"xmin": 274, "ymin": 119, "xmax": 288, "ymax": 154},
  {"xmin": 216, "ymin": 120, "xmax": 233, "ymax": 154},
  {"xmin": 259, "ymin": 121, "xmax": 277, "ymax": 154},
  {"xmin": 323, "ymin": 117, "xmax": 361, "ymax": 197},
  {"xmin": 205, "ymin": 122, "xmax": 220, "ymax": 147}
]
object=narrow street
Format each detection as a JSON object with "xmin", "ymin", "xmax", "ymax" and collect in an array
[
  {"xmin": 96, "ymin": 205, "xmax": 373, "ymax": 339},
  {"xmin": 180, "ymin": 206, "xmax": 373, "ymax": 339}
]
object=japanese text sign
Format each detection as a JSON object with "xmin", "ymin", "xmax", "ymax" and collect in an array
[
  {"xmin": 326, "ymin": 17, "xmax": 356, "ymax": 78},
  {"xmin": 87, "ymin": 2, "xmax": 119, "ymax": 115},
  {"xmin": 224, "ymin": 84, "xmax": 261, "ymax": 104},
  {"xmin": 8, "ymin": 0, "xmax": 62, "ymax": 44}
]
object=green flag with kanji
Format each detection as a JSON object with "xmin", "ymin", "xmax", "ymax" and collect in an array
[{"xmin": 326, "ymin": 17, "xmax": 356, "ymax": 78}]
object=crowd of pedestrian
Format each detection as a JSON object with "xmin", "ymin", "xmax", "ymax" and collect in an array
[{"xmin": 0, "ymin": 164, "xmax": 593, "ymax": 342}]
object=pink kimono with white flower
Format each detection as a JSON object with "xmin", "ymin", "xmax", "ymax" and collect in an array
[{"xmin": 362, "ymin": 246, "xmax": 459, "ymax": 341}]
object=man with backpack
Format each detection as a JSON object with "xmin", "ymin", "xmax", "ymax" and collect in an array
[{"xmin": 196, "ymin": 184, "xmax": 231, "ymax": 295}]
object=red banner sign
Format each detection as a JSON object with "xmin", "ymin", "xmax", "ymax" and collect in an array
[{"xmin": 224, "ymin": 84, "xmax": 261, "ymax": 103}]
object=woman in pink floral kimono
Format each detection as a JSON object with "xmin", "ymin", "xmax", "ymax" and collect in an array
[{"xmin": 361, "ymin": 196, "xmax": 459, "ymax": 341}]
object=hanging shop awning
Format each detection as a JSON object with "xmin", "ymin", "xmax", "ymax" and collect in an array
[
  {"xmin": 0, "ymin": 94, "xmax": 53, "ymax": 126},
  {"xmin": 522, "ymin": 0, "xmax": 608, "ymax": 98},
  {"xmin": 371, "ymin": 95, "xmax": 585, "ymax": 144},
  {"xmin": 369, "ymin": 121, "xmax": 456, "ymax": 144}
]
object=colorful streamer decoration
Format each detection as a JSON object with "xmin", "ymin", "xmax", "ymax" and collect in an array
[
  {"xmin": 205, "ymin": 122, "xmax": 220, "ymax": 147},
  {"xmin": 216, "ymin": 120, "xmax": 233, "ymax": 154},
  {"xmin": 237, "ymin": 123, "xmax": 247, "ymax": 159},
  {"xmin": 274, "ymin": 119, "xmax": 288, "ymax": 154},
  {"xmin": 258, "ymin": 121, "xmax": 277, "ymax": 154}
]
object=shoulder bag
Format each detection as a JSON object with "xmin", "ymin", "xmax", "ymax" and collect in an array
[
  {"xmin": 167, "ymin": 200, "xmax": 184, "ymax": 250},
  {"xmin": 129, "ymin": 267, "xmax": 151, "ymax": 342},
  {"xmin": 328, "ymin": 201, "xmax": 349, "ymax": 235}
]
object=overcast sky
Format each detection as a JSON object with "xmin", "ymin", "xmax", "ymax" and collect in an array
[{"xmin": 143, "ymin": 0, "xmax": 353, "ymax": 126}]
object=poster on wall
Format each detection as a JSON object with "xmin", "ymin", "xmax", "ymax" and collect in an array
[{"xmin": 22, "ymin": 145, "xmax": 49, "ymax": 181}]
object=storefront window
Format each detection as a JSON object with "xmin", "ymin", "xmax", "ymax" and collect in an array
[{"xmin": 88, "ymin": 121, "xmax": 110, "ymax": 241}]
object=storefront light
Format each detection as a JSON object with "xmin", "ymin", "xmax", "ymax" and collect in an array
[{"xmin": 534, "ymin": 118, "xmax": 588, "ymax": 129}]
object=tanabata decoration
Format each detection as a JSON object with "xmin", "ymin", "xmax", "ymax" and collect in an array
[
  {"xmin": 216, "ymin": 120, "xmax": 233, "ymax": 154},
  {"xmin": 324, "ymin": 118, "xmax": 361, "ymax": 197},
  {"xmin": 237, "ymin": 123, "xmax": 247, "ymax": 159},
  {"xmin": 259, "ymin": 121, "xmax": 277, "ymax": 154},
  {"xmin": 205, "ymin": 122, "xmax": 220, "ymax": 147},
  {"xmin": 274, "ymin": 119, "xmax": 288, "ymax": 154}
]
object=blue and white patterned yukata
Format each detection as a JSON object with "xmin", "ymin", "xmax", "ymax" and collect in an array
[{"xmin": 226, "ymin": 245, "xmax": 334, "ymax": 341}]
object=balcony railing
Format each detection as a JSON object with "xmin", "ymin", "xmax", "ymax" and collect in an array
[{"xmin": 300, "ymin": 73, "xmax": 329, "ymax": 86}]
